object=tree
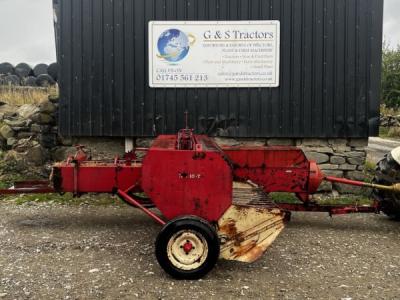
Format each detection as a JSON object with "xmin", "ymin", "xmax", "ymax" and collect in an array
[{"xmin": 382, "ymin": 42, "xmax": 400, "ymax": 108}]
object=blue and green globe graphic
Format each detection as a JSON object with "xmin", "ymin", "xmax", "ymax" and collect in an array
[{"xmin": 157, "ymin": 29, "xmax": 190, "ymax": 63}]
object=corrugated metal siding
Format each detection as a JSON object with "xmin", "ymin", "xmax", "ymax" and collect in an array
[{"xmin": 55, "ymin": 0, "xmax": 383, "ymax": 138}]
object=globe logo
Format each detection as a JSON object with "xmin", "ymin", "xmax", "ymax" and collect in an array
[{"xmin": 157, "ymin": 29, "xmax": 195, "ymax": 63}]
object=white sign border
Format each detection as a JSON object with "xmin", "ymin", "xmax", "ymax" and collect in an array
[{"xmin": 148, "ymin": 20, "xmax": 280, "ymax": 88}]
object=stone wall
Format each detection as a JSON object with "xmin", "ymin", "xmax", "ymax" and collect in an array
[
  {"xmin": 0, "ymin": 97, "xmax": 59, "ymax": 177},
  {"xmin": 0, "ymin": 97, "xmax": 367, "ymax": 195}
]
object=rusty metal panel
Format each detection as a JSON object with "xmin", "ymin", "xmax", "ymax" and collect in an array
[
  {"xmin": 54, "ymin": 0, "xmax": 383, "ymax": 138},
  {"xmin": 218, "ymin": 204, "xmax": 285, "ymax": 263}
]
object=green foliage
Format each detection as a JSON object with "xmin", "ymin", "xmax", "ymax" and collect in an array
[
  {"xmin": 1, "ymin": 193, "xmax": 124, "ymax": 206},
  {"xmin": 364, "ymin": 160, "xmax": 376, "ymax": 175},
  {"xmin": 382, "ymin": 42, "xmax": 400, "ymax": 108}
]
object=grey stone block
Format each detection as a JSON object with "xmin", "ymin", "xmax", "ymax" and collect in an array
[
  {"xmin": 17, "ymin": 104, "xmax": 39, "ymax": 119},
  {"xmin": 30, "ymin": 113, "xmax": 54, "ymax": 125},
  {"xmin": 295, "ymin": 139, "xmax": 303, "ymax": 146},
  {"xmin": 347, "ymin": 157, "xmax": 366, "ymax": 165},
  {"xmin": 31, "ymin": 124, "xmax": 50, "ymax": 133},
  {"xmin": 58, "ymin": 136, "xmax": 74, "ymax": 146},
  {"xmin": 17, "ymin": 132, "xmax": 35, "ymax": 139},
  {"xmin": 319, "ymin": 164, "xmax": 339, "ymax": 170},
  {"xmin": 339, "ymin": 164, "xmax": 357, "ymax": 171},
  {"xmin": 345, "ymin": 151, "xmax": 366, "ymax": 158},
  {"xmin": 333, "ymin": 146, "xmax": 352, "ymax": 153},
  {"xmin": 330, "ymin": 156, "xmax": 346, "ymax": 164},
  {"xmin": 345, "ymin": 171, "xmax": 367, "ymax": 181},
  {"xmin": 213, "ymin": 137, "xmax": 240, "ymax": 147},
  {"xmin": 7, "ymin": 137, "xmax": 17, "ymax": 147},
  {"xmin": 52, "ymin": 147, "xmax": 77, "ymax": 161},
  {"xmin": 322, "ymin": 170, "xmax": 344, "ymax": 177},
  {"xmin": 348, "ymin": 138, "xmax": 368, "ymax": 147},
  {"xmin": 333, "ymin": 183, "xmax": 365, "ymax": 194},
  {"xmin": 305, "ymin": 152, "xmax": 330, "ymax": 164},
  {"xmin": 39, "ymin": 133, "xmax": 58, "ymax": 148},
  {"xmin": 301, "ymin": 146, "xmax": 334, "ymax": 154},
  {"xmin": 10, "ymin": 126, "xmax": 29, "ymax": 132},
  {"xmin": 239, "ymin": 139, "xmax": 266, "ymax": 147},
  {"xmin": 0, "ymin": 124, "xmax": 14, "ymax": 139},
  {"xmin": 302, "ymin": 139, "xmax": 329, "ymax": 147},
  {"xmin": 318, "ymin": 181, "xmax": 333, "ymax": 192},
  {"xmin": 267, "ymin": 138, "xmax": 294, "ymax": 146},
  {"xmin": 136, "ymin": 138, "xmax": 155, "ymax": 148},
  {"xmin": 4, "ymin": 119, "xmax": 27, "ymax": 127},
  {"xmin": 38, "ymin": 100, "xmax": 56, "ymax": 114},
  {"xmin": 24, "ymin": 145, "xmax": 49, "ymax": 166},
  {"xmin": 328, "ymin": 139, "xmax": 348, "ymax": 146}
]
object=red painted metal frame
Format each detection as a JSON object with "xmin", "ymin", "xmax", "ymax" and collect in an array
[
  {"xmin": 222, "ymin": 147, "xmax": 324, "ymax": 201},
  {"xmin": 117, "ymin": 187, "xmax": 166, "ymax": 225},
  {"xmin": 141, "ymin": 134, "xmax": 232, "ymax": 222},
  {"xmin": 52, "ymin": 160, "xmax": 143, "ymax": 194},
  {"xmin": 0, "ymin": 132, "xmax": 387, "ymax": 222},
  {"xmin": 277, "ymin": 203, "xmax": 379, "ymax": 215},
  {"xmin": 0, "ymin": 181, "xmax": 54, "ymax": 194},
  {"xmin": 325, "ymin": 176, "xmax": 369, "ymax": 187}
]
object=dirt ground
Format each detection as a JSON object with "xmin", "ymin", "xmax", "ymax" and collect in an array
[{"xmin": 0, "ymin": 201, "xmax": 399, "ymax": 300}]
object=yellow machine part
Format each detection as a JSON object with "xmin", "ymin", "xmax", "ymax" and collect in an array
[{"xmin": 217, "ymin": 204, "xmax": 286, "ymax": 263}]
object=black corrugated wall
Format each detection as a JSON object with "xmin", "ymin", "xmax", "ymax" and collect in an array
[{"xmin": 55, "ymin": 0, "xmax": 383, "ymax": 138}]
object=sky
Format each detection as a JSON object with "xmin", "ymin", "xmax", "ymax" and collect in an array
[{"xmin": 0, "ymin": 0, "xmax": 398, "ymax": 65}]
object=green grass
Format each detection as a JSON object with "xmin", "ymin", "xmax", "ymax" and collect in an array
[
  {"xmin": 364, "ymin": 160, "xmax": 376, "ymax": 174},
  {"xmin": 379, "ymin": 126, "xmax": 390, "ymax": 138},
  {"xmin": 270, "ymin": 192, "xmax": 300, "ymax": 203},
  {"xmin": 270, "ymin": 192, "xmax": 373, "ymax": 206},
  {"xmin": 317, "ymin": 196, "xmax": 372, "ymax": 206},
  {"xmin": 2, "ymin": 192, "xmax": 373, "ymax": 207},
  {"xmin": 1, "ymin": 193, "xmax": 124, "ymax": 206}
]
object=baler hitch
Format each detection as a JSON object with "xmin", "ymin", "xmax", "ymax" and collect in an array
[{"xmin": 325, "ymin": 176, "xmax": 400, "ymax": 193}]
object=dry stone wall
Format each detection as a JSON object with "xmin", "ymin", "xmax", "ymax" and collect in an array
[{"xmin": 0, "ymin": 97, "xmax": 59, "ymax": 177}]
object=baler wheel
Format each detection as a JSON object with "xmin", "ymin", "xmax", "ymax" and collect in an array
[
  {"xmin": 373, "ymin": 153, "xmax": 400, "ymax": 219},
  {"xmin": 155, "ymin": 216, "xmax": 220, "ymax": 279}
]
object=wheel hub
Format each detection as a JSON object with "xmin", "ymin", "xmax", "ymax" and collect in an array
[
  {"xmin": 167, "ymin": 230, "xmax": 208, "ymax": 271},
  {"xmin": 182, "ymin": 241, "xmax": 194, "ymax": 254}
]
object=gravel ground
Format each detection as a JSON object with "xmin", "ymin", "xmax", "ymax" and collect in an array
[{"xmin": 0, "ymin": 202, "xmax": 399, "ymax": 299}]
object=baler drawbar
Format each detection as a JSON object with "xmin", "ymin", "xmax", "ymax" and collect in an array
[{"xmin": 1, "ymin": 128, "xmax": 398, "ymax": 279}]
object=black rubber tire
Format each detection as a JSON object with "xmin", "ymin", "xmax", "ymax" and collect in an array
[
  {"xmin": 372, "ymin": 152, "xmax": 400, "ymax": 219},
  {"xmin": 33, "ymin": 63, "xmax": 49, "ymax": 77},
  {"xmin": 14, "ymin": 63, "xmax": 32, "ymax": 78},
  {"xmin": 155, "ymin": 216, "xmax": 220, "ymax": 280}
]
